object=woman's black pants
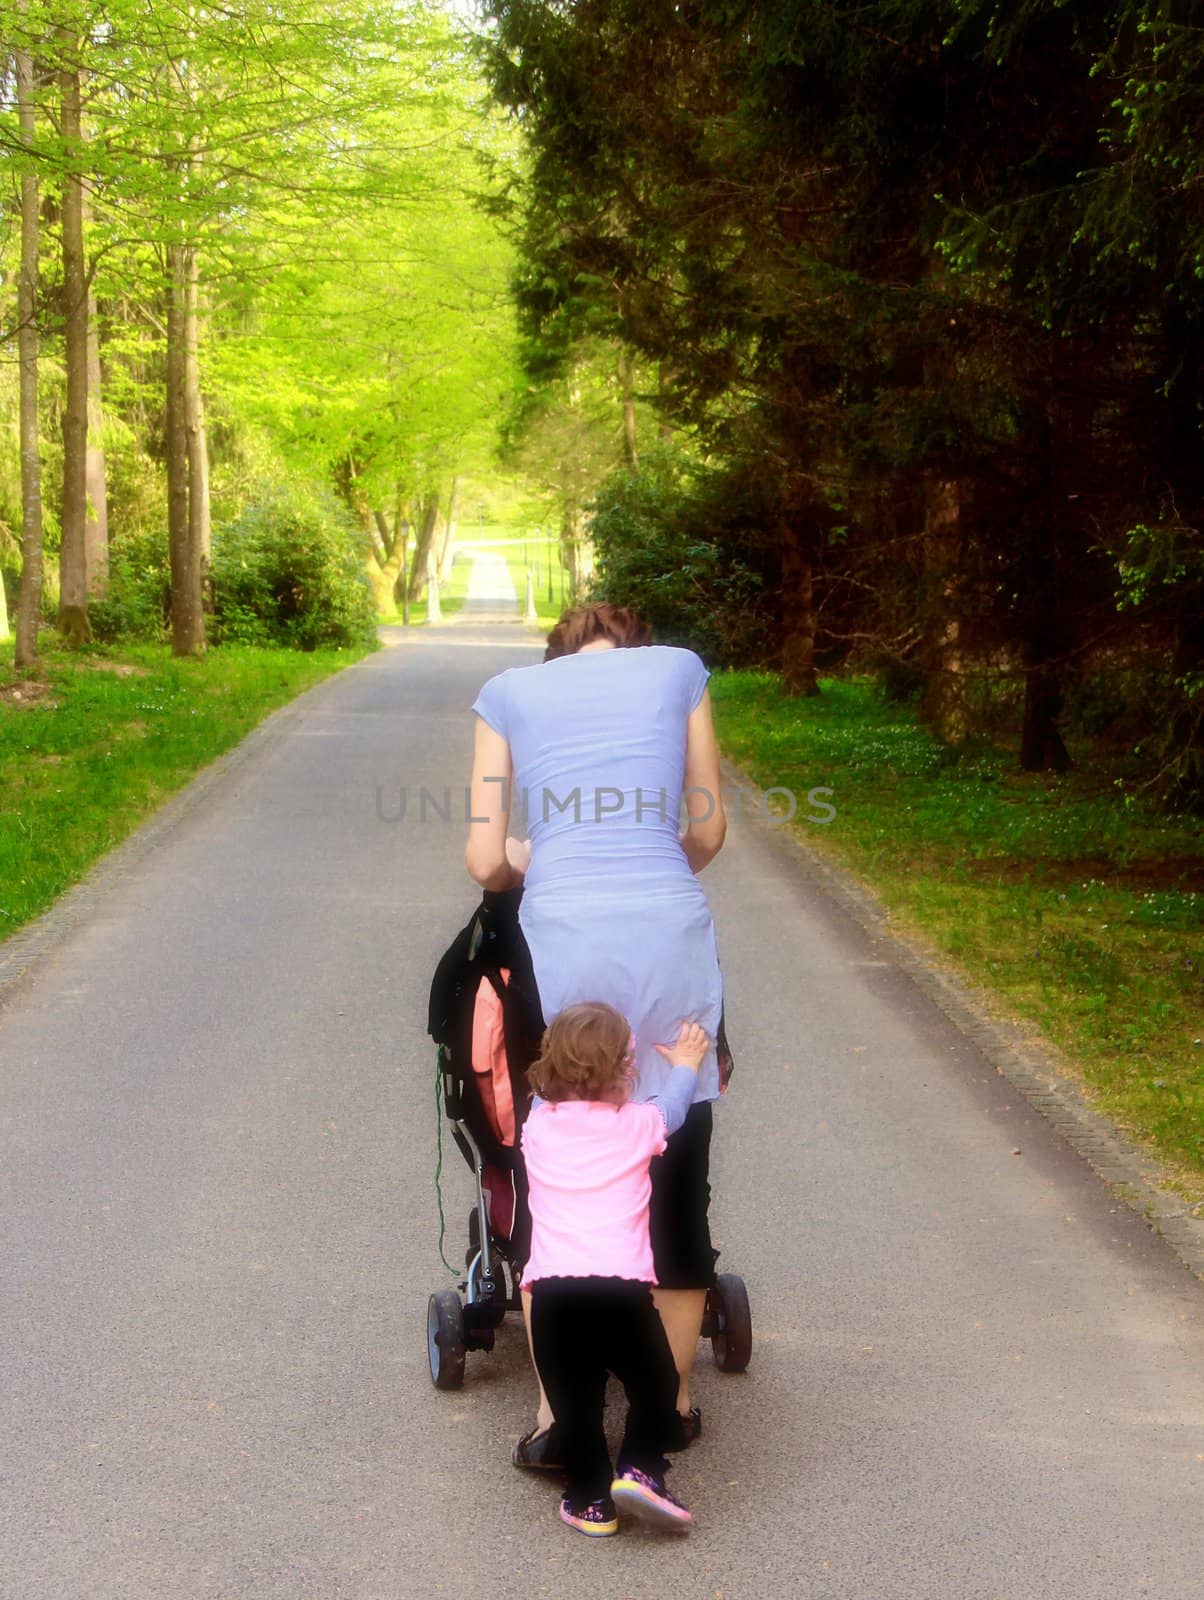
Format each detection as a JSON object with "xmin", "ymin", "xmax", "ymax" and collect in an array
[{"xmin": 529, "ymin": 1276, "xmax": 679, "ymax": 1505}]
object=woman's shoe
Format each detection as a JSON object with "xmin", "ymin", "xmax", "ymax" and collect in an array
[
  {"xmin": 559, "ymin": 1494, "xmax": 619, "ymax": 1537},
  {"xmin": 610, "ymin": 1465, "xmax": 693, "ymax": 1532},
  {"xmin": 512, "ymin": 1423, "xmax": 565, "ymax": 1472},
  {"xmin": 667, "ymin": 1406, "xmax": 701, "ymax": 1451}
]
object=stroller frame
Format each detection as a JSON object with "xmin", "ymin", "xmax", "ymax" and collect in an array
[
  {"xmin": 425, "ymin": 890, "xmax": 752, "ymax": 1391},
  {"xmin": 427, "ymin": 1043, "xmax": 522, "ymax": 1388}
]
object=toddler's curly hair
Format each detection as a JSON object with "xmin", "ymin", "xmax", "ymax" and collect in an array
[{"xmin": 527, "ymin": 1001, "xmax": 635, "ymax": 1104}]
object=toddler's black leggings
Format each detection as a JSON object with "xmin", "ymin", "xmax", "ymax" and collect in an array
[{"xmin": 530, "ymin": 1275, "xmax": 679, "ymax": 1505}]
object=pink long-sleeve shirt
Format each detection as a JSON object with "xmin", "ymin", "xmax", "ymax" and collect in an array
[{"xmin": 519, "ymin": 1066, "xmax": 696, "ymax": 1290}]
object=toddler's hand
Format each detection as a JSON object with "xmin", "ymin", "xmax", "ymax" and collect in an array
[{"xmin": 653, "ymin": 1020, "xmax": 710, "ymax": 1074}]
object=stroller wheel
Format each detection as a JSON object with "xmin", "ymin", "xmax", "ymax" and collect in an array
[
  {"xmin": 427, "ymin": 1289, "xmax": 466, "ymax": 1390},
  {"xmin": 709, "ymin": 1273, "xmax": 752, "ymax": 1374}
]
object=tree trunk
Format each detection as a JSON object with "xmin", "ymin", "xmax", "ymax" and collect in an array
[
  {"xmin": 657, "ymin": 362, "xmax": 675, "ymax": 442},
  {"xmin": 185, "ymin": 246, "xmax": 211, "ymax": 573},
  {"xmin": 0, "ymin": 571, "xmax": 9, "ymax": 642},
  {"xmin": 919, "ymin": 476, "xmax": 968, "ymax": 743},
  {"xmin": 395, "ymin": 483, "xmax": 409, "ymax": 624},
  {"xmin": 406, "ymin": 491, "xmax": 439, "ymax": 602},
  {"xmin": 1163, "ymin": 593, "xmax": 1204, "ymax": 809},
  {"xmin": 79, "ymin": 107, "xmax": 108, "ymax": 600},
  {"xmin": 437, "ymin": 476, "xmax": 459, "ymax": 583},
  {"xmin": 779, "ymin": 512, "xmax": 820, "ymax": 697},
  {"xmin": 1020, "ymin": 641, "xmax": 1071, "ymax": 772},
  {"xmin": 560, "ymin": 501, "xmax": 596, "ymax": 601},
  {"xmin": 399, "ymin": 530, "xmax": 409, "ymax": 625},
  {"xmin": 58, "ymin": 45, "xmax": 91, "ymax": 645},
  {"xmin": 166, "ymin": 242, "xmax": 205, "ymax": 655},
  {"xmin": 85, "ymin": 291, "xmax": 109, "ymax": 597},
  {"xmin": 577, "ymin": 535, "xmax": 595, "ymax": 592},
  {"xmin": 365, "ymin": 505, "xmax": 406, "ymax": 613},
  {"xmin": 14, "ymin": 34, "xmax": 43, "ymax": 670},
  {"xmin": 365, "ymin": 552, "xmax": 403, "ymax": 613},
  {"xmin": 372, "ymin": 508, "xmax": 392, "ymax": 564},
  {"xmin": 560, "ymin": 501, "xmax": 581, "ymax": 600},
  {"xmin": 1155, "ymin": 303, "xmax": 1204, "ymax": 807},
  {"xmin": 619, "ymin": 348, "xmax": 638, "ymax": 466},
  {"xmin": 1019, "ymin": 405, "xmax": 1072, "ymax": 773}
]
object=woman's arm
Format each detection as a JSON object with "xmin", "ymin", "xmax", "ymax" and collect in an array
[
  {"xmin": 680, "ymin": 687, "xmax": 727, "ymax": 873},
  {"xmin": 465, "ymin": 716, "xmax": 525, "ymax": 890}
]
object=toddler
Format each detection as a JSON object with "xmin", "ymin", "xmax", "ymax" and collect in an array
[{"xmin": 520, "ymin": 1000, "xmax": 709, "ymax": 1538}]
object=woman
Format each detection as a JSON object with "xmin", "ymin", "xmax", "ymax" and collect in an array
[{"xmin": 465, "ymin": 601, "xmax": 728, "ymax": 1465}]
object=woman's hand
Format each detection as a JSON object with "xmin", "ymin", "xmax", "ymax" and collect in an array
[{"xmin": 681, "ymin": 688, "xmax": 726, "ymax": 872}]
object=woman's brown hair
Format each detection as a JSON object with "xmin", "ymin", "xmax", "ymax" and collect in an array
[
  {"xmin": 543, "ymin": 601, "xmax": 653, "ymax": 662},
  {"xmin": 527, "ymin": 1001, "xmax": 635, "ymax": 1104}
]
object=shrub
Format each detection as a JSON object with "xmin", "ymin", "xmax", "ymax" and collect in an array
[
  {"xmin": 88, "ymin": 526, "xmax": 171, "ymax": 642},
  {"xmin": 587, "ymin": 445, "xmax": 775, "ymax": 667},
  {"xmin": 211, "ymin": 490, "xmax": 377, "ymax": 651}
]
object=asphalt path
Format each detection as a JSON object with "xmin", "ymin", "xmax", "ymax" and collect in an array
[
  {"xmin": 2, "ymin": 615, "xmax": 1203, "ymax": 1600},
  {"xmin": 460, "ymin": 550, "xmax": 518, "ymax": 621}
]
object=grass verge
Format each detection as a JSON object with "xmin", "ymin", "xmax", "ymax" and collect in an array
[
  {"xmin": 0, "ymin": 632, "xmax": 375, "ymax": 940},
  {"xmin": 711, "ymin": 672, "xmax": 1204, "ymax": 1193}
]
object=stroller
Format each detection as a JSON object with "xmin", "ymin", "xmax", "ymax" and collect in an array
[{"xmin": 425, "ymin": 886, "xmax": 752, "ymax": 1390}]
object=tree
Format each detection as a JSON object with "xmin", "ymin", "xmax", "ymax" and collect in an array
[
  {"xmin": 44, "ymin": 0, "xmax": 473, "ymax": 652},
  {"xmin": 206, "ymin": 28, "xmax": 521, "ymax": 608},
  {"xmin": 480, "ymin": 0, "xmax": 1203, "ymax": 805},
  {"xmin": 0, "ymin": 1, "xmax": 522, "ymax": 661},
  {"xmin": 56, "ymin": 25, "xmax": 91, "ymax": 643},
  {"xmin": 500, "ymin": 342, "xmax": 636, "ymax": 598},
  {"xmin": 13, "ymin": 19, "xmax": 44, "ymax": 670},
  {"xmin": 84, "ymin": 285, "xmax": 108, "ymax": 597}
]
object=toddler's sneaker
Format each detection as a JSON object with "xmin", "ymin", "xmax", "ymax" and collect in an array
[
  {"xmin": 559, "ymin": 1495, "xmax": 619, "ymax": 1538},
  {"xmin": 610, "ymin": 1465, "xmax": 693, "ymax": 1532}
]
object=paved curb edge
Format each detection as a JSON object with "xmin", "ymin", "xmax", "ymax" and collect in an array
[
  {"xmin": 720, "ymin": 756, "xmax": 1204, "ymax": 1283},
  {"xmin": 0, "ymin": 653, "xmax": 373, "ymax": 1015}
]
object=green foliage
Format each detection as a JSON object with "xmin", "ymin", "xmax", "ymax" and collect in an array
[
  {"xmin": 88, "ymin": 529, "xmax": 171, "ymax": 644},
  {"xmin": 1116, "ymin": 517, "xmax": 1204, "ymax": 613},
  {"xmin": 100, "ymin": 421, "xmax": 167, "ymax": 549},
  {"xmin": 210, "ymin": 491, "xmax": 377, "ymax": 651},
  {"xmin": 0, "ymin": 545, "xmax": 18, "ymax": 628},
  {"xmin": 588, "ymin": 444, "xmax": 774, "ymax": 666},
  {"xmin": 481, "ymin": 0, "xmax": 1204, "ymax": 801},
  {"xmin": 200, "ymin": 14, "xmax": 522, "ymax": 521},
  {"xmin": 0, "ymin": 0, "xmax": 521, "ymax": 660}
]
